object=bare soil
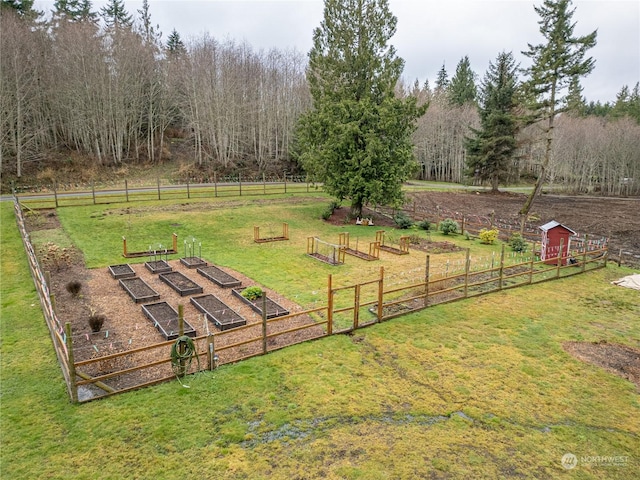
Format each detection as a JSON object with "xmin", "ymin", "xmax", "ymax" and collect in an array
[
  {"xmin": 405, "ymin": 190, "xmax": 640, "ymax": 265},
  {"xmin": 564, "ymin": 341, "xmax": 640, "ymax": 391}
]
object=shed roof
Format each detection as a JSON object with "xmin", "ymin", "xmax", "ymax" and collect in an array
[{"xmin": 539, "ymin": 220, "xmax": 577, "ymax": 235}]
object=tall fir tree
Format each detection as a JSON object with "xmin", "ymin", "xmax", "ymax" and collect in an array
[
  {"xmin": 448, "ymin": 55, "xmax": 477, "ymax": 106},
  {"xmin": 53, "ymin": 0, "xmax": 97, "ymax": 24},
  {"xmin": 166, "ymin": 29, "xmax": 186, "ymax": 56},
  {"xmin": 519, "ymin": 0, "xmax": 596, "ymax": 226},
  {"xmin": 295, "ymin": 0, "xmax": 425, "ymax": 217},
  {"xmin": 434, "ymin": 63, "xmax": 449, "ymax": 96},
  {"xmin": 100, "ymin": 0, "xmax": 132, "ymax": 29},
  {"xmin": 565, "ymin": 75, "xmax": 586, "ymax": 116},
  {"xmin": 465, "ymin": 51, "xmax": 520, "ymax": 192}
]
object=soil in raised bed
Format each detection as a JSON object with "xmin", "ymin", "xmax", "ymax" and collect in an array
[
  {"xmin": 145, "ymin": 259, "xmax": 172, "ymax": 274},
  {"xmin": 108, "ymin": 264, "xmax": 136, "ymax": 279},
  {"xmin": 180, "ymin": 256, "xmax": 207, "ymax": 269},
  {"xmin": 190, "ymin": 294, "xmax": 246, "ymax": 330},
  {"xmin": 197, "ymin": 265, "xmax": 242, "ymax": 288},
  {"xmin": 159, "ymin": 271, "xmax": 203, "ymax": 296},
  {"xmin": 142, "ymin": 301, "xmax": 196, "ymax": 340},
  {"xmin": 119, "ymin": 277, "xmax": 160, "ymax": 303},
  {"xmin": 232, "ymin": 288, "xmax": 290, "ymax": 319}
]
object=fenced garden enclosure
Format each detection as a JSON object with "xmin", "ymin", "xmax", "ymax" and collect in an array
[{"xmin": 13, "ymin": 197, "xmax": 610, "ymax": 403}]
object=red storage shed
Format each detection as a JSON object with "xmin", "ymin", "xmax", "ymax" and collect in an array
[{"xmin": 539, "ymin": 221, "xmax": 576, "ymax": 265}]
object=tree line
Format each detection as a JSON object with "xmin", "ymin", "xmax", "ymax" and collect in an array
[{"xmin": 1, "ymin": 0, "xmax": 639, "ymax": 198}]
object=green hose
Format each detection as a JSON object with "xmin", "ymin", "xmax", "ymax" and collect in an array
[{"xmin": 170, "ymin": 335, "xmax": 200, "ymax": 383}]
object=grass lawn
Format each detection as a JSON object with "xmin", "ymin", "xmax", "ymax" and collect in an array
[{"xmin": 1, "ymin": 197, "xmax": 639, "ymax": 479}]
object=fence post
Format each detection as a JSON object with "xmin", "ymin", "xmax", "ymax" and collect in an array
[
  {"xmin": 424, "ymin": 254, "xmax": 430, "ymax": 307},
  {"xmin": 353, "ymin": 284, "xmax": 360, "ymax": 330},
  {"xmin": 214, "ymin": 172, "xmax": 218, "ymax": 197},
  {"xmin": 187, "ymin": 178, "xmax": 190, "ymax": 199},
  {"xmin": 582, "ymin": 235, "xmax": 587, "ymax": 272},
  {"xmin": 262, "ymin": 295, "xmax": 267, "ymax": 354},
  {"xmin": 125, "ymin": 179, "xmax": 129, "ymax": 202},
  {"xmin": 157, "ymin": 178, "xmax": 161, "ymax": 200},
  {"xmin": 556, "ymin": 238, "xmax": 564, "ymax": 278},
  {"xmin": 529, "ymin": 242, "xmax": 535, "ymax": 284},
  {"xmin": 377, "ymin": 266, "xmax": 384, "ymax": 322},
  {"xmin": 207, "ymin": 334, "xmax": 216, "ymax": 370},
  {"xmin": 178, "ymin": 304, "xmax": 184, "ymax": 336},
  {"xmin": 464, "ymin": 248, "xmax": 470, "ymax": 298},
  {"xmin": 53, "ymin": 182, "xmax": 59, "ymax": 208},
  {"xmin": 263, "ymin": 173, "xmax": 266, "ymax": 194},
  {"xmin": 239, "ymin": 173, "xmax": 242, "ymax": 196},
  {"xmin": 92, "ymin": 181, "xmax": 96, "ymax": 204},
  {"xmin": 327, "ymin": 275, "xmax": 333, "ymax": 335},
  {"xmin": 284, "ymin": 171, "xmax": 287, "ymax": 194},
  {"xmin": 65, "ymin": 322, "xmax": 78, "ymax": 403},
  {"xmin": 498, "ymin": 244, "xmax": 505, "ymax": 290}
]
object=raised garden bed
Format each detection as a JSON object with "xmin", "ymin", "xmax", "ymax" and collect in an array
[
  {"xmin": 180, "ymin": 256, "xmax": 207, "ymax": 269},
  {"xmin": 197, "ymin": 265, "xmax": 242, "ymax": 288},
  {"xmin": 190, "ymin": 294, "xmax": 246, "ymax": 330},
  {"xmin": 145, "ymin": 260, "xmax": 172, "ymax": 274},
  {"xmin": 119, "ymin": 277, "xmax": 160, "ymax": 304},
  {"xmin": 159, "ymin": 271, "xmax": 203, "ymax": 296},
  {"xmin": 141, "ymin": 301, "xmax": 196, "ymax": 340},
  {"xmin": 108, "ymin": 263, "xmax": 136, "ymax": 279},
  {"xmin": 232, "ymin": 287, "xmax": 290, "ymax": 319}
]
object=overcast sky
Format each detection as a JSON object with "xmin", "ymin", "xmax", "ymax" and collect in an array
[{"xmin": 36, "ymin": 0, "xmax": 639, "ymax": 103}]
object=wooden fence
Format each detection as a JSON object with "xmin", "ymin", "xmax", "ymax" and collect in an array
[
  {"xmin": 14, "ymin": 199, "xmax": 608, "ymax": 403},
  {"xmin": 13, "ymin": 175, "xmax": 314, "ymax": 209}
]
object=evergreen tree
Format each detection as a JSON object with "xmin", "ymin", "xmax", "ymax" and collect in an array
[
  {"xmin": 166, "ymin": 29, "xmax": 186, "ymax": 56},
  {"xmin": 1, "ymin": 0, "xmax": 39, "ymax": 18},
  {"xmin": 519, "ymin": 0, "xmax": 597, "ymax": 227},
  {"xmin": 565, "ymin": 75, "xmax": 586, "ymax": 115},
  {"xmin": 100, "ymin": 0, "xmax": 132, "ymax": 29},
  {"xmin": 295, "ymin": 0, "xmax": 425, "ymax": 217},
  {"xmin": 434, "ymin": 63, "xmax": 449, "ymax": 96},
  {"xmin": 448, "ymin": 55, "xmax": 477, "ymax": 106},
  {"xmin": 465, "ymin": 51, "xmax": 520, "ymax": 192},
  {"xmin": 53, "ymin": 0, "xmax": 97, "ymax": 24}
]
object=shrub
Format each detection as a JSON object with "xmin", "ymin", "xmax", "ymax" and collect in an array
[
  {"xmin": 479, "ymin": 228, "xmax": 499, "ymax": 244},
  {"xmin": 509, "ymin": 233, "xmax": 528, "ymax": 252},
  {"xmin": 66, "ymin": 280, "xmax": 82, "ymax": 297},
  {"xmin": 393, "ymin": 212, "xmax": 414, "ymax": 229},
  {"xmin": 88, "ymin": 314, "xmax": 106, "ymax": 333},
  {"xmin": 241, "ymin": 286, "xmax": 263, "ymax": 301},
  {"xmin": 39, "ymin": 242, "xmax": 72, "ymax": 271},
  {"xmin": 417, "ymin": 220, "xmax": 432, "ymax": 231},
  {"xmin": 438, "ymin": 218, "xmax": 459, "ymax": 235},
  {"xmin": 322, "ymin": 200, "xmax": 341, "ymax": 220}
]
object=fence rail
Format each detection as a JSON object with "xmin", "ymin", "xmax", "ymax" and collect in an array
[
  {"xmin": 14, "ymin": 198, "xmax": 608, "ymax": 403},
  {"xmin": 14, "ymin": 176, "xmax": 316, "ymax": 209}
]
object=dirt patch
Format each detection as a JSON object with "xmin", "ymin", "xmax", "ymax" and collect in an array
[
  {"xmin": 563, "ymin": 341, "xmax": 640, "ymax": 391},
  {"xmin": 406, "ymin": 191, "xmax": 640, "ymax": 265}
]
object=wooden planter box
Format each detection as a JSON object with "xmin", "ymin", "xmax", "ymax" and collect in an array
[
  {"xmin": 159, "ymin": 271, "xmax": 203, "ymax": 296},
  {"xmin": 196, "ymin": 265, "xmax": 242, "ymax": 288},
  {"xmin": 119, "ymin": 277, "xmax": 160, "ymax": 304},
  {"xmin": 141, "ymin": 302, "xmax": 196, "ymax": 340},
  {"xmin": 180, "ymin": 256, "xmax": 207, "ymax": 269},
  {"xmin": 232, "ymin": 288, "xmax": 290, "ymax": 319},
  {"xmin": 145, "ymin": 260, "xmax": 172, "ymax": 274},
  {"xmin": 108, "ymin": 264, "xmax": 136, "ymax": 279},
  {"xmin": 190, "ymin": 294, "xmax": 246, "ymax": 331}
]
